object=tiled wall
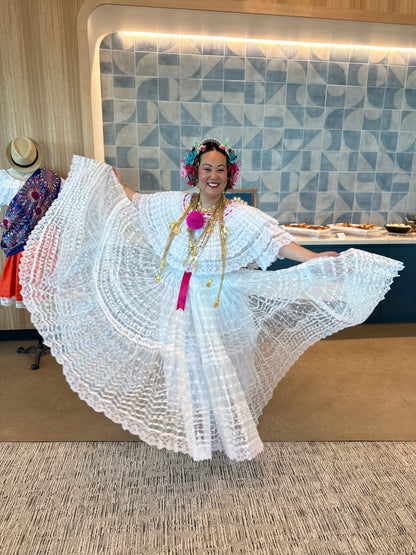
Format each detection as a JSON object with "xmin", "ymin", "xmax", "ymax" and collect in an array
[{"xmin": 100, "ymin": 33, "xmax": 416, "ymax": 224}]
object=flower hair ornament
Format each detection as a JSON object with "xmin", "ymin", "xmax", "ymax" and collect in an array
[{"xmin": 180, "ymin": 138, "xmax": 241, "ymax": 189}]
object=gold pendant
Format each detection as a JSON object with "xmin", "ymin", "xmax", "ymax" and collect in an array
[{"xmin": 169, "ymin": 221, "xmax": 180, "ymax": 234}]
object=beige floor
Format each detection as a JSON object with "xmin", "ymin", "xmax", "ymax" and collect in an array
[{"xmin": 1, "ymin": 322, "xmax": 415, "ymax": 442}]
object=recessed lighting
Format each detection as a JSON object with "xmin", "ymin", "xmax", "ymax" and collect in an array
[{"xmin": 120, "ymin": 31, "xmax": 416, "ymax": 52}]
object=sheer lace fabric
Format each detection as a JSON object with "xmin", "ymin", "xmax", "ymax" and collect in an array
[
  {"xmin": 0, "ymin": 169, "xmax": 22, "ymax": 207},
  {"xmin": 20, "ymin": 156, "xmax": 403, "ymax": 461}
]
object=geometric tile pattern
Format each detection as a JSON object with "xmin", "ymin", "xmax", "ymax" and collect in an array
[{"xmin": 100, "ymin": 33, "xmax": 416, "ymax": 224}]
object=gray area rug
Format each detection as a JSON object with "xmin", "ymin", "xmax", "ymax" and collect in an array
[{"xmin": 1, "ymin": 442, "xmax": 415, "ymax": 554}]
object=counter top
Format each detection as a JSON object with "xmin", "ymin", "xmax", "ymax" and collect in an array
[{"xmin": 288, "ymin": 230, "xmax": 416, "ymax": 246}]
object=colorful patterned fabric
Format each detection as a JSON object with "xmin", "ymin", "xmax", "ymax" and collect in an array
[
  {"xmin": 0, "ymin": 251, "xmax": 24, "ymax": 307},
  {"xmin": 1, "ymin": 168, "xmax": 61, "ymax": 257}
]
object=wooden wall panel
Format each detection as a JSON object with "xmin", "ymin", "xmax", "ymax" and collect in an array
[
  {"xmin": 0, "ymin": 0, "xmax": 84, "ymax": 331},
  {"xmin": 79, "ymin": 0, "xmax": 416, "ymax": 26},
  {"xmin": 1, "ymin": 0, "xmax": 415, "ymax": 331}
]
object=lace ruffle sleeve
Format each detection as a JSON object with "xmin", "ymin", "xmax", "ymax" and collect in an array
[{"xmin": 224, "ymin": 203, "xmax": 297, "ymax": 271}]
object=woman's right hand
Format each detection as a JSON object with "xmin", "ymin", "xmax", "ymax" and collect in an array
[{"xmin": 112, "ymin": 167, "xmax": 136, "ymax": 202}]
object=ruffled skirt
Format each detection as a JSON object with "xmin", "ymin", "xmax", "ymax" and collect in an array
[
  {"xmin": 0, "ymin": 250, "xmax": 24, "ymax": 308},
  {"xmin": 19, "ymin": 157, "xmax": 403, "ymax": 461}
]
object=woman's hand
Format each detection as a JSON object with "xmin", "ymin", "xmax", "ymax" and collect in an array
[
  {"xmin": 311, "ymin": 251, "xmax": 340, "ymax": 258},
  {"xmin": 112, "ymin": 167, "xmax": 136, "ymax": 202},
  {"xmin": 112, "ymin": 166, "xmax": 123, "ymax": 184}
]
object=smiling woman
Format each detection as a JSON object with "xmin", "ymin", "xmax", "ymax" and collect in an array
[{"xmin": 19, "ymin": 136, "xmax": 403, "ymax": 461}]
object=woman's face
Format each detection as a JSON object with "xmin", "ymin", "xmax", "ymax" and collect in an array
[{"xmin": 197, "ymin": 149, "xmax": 228, "ymax": 208}]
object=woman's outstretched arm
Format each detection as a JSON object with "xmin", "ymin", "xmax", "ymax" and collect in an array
[{"xmin": 279, "ymin": 241, "xmax": 340, "ymax": 262}]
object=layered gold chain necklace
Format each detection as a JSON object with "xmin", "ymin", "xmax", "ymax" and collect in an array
[{"xmin": 156, "ymin": 193, "xmax": 227, "ymax": 308}]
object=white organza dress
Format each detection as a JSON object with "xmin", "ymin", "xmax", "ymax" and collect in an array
[{"xmin": 19, "ymin": 156, "xmax": 403, "ymax": 461}]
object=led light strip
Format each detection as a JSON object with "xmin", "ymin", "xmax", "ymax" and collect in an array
[{"xmin": 121, "ymin": 31, "xmax": 416, "ymax": 52}]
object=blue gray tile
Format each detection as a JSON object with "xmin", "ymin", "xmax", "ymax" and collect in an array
[
  {"xmin": 136, "ymin": 78, "xmax": 158, "ymax": 101},
  {"xmin": 113, "ymin": 51, "xmax": 135, "ymax": 75},
  {"xmin": 224, "ymin": 81, "xmax": 245, "ymax": 104},
  {"xmin": 160, "ymin": 148, "xmax": 181, "ymax": 169},
  {"xmin": 158, "ymin": 37, "xmax": 180, "ymax": 53},
  {"xmin": 138, "ymin": 125, "xmax": 159, "ymax": 147},
  {"xmin": 380, "ymin": 132, "xmax": 398, "ymax": 152},
  {"xmin": 137, "ymin": 100, "xmax": 159, "ymax": 124},
  {"xmin": 135, "ymin": 53, "xmax": 157, "ymax": 76},
  {"xmin": 180, "ymin": 79, "xmax": 201, "ymax": 102},
  {"xmin": 347, "ymin": 64, "xmax": 368, "ymax": 86},
  {"xmin": 202, "ymin": 57, "xmax": 224, "ymax": 79},
  {"xmin": 101, "ymin": 34, "xmax": 416, "ymax": 223},
  {"xmin": 366, "ymin": 87, "xmax": 385, "ymax": 109},
  {"xmin": 139, "ymin": 169, "xmax": 160, "ymax": 191},
  {"xmin": 180, "ymin": 103, "xmax": 201, "ymax": 125},
  {"xmin": 264, "ymin": 83, "xmax": 284, "ymax": 105},
  {"xmin": 160, "ymin": 125, "xmax": 180, "ymax": 147},
  {"xmin": 158, "ymin": 78, "xmax": 180, "ymax": 101},
  {"xmin": 324, "ymin": 108, "xmax": 344, "ymax": 129},
  {"xmin": 306, "ymin": 85, "xmax": 326, "ymax": 107},
  {"xmin": 202, "ymin": 39, "xmax": 224, "ymax": 56},
  {"xmin": 114, "ymin": 100, "xmax": 136, "ymax": 123},
  {"xmin": 202, "ymin": 80, "xmax": 223, "ymax": 103},
  {"xmin": 384, "ymin": 88, "xmax": 403, "ymax": 110},
  {"xmin": 116, "ymin": 146, "xmax": 137, "ymax": 168},
  {"xmin": 349, "ymin": 48, "xmax": 370, "ymax": 64},
  {"xmin": 387, "ymin": 66, "xmax": 406, "ymax": 88},
  {"xmin": 307, "ymin": 61, "xmax": 328, "ymax": 84},
  {"xmin": 328, "ymin": 63, "xmax": 347, "ymax": 85},
  {"xmin": 224, "ymin": 57, "xmax": 245, "ymax": 81},
  {"xmin": 134, "ymin": 39, "xmax": 157, "ymax": 53},
  {"xmin": 342, "ymin": 130, "xmax": 361, "ymax": 150},
  {"xmin": 180, "ymin": 55, "xmax": 202, "ymax": 79},
  {"xmin": 264, "ymin": 105, "xmax": 284, "ymax": 128},
  {"xmin": 375, "ymin": 173, "xmax": 393, "ymax": 191},
  {"xmin": 287, "ymin": 60, "xmax": 308, "ymax": 84},
  {"xmin": 158, "ymin": 53, "xmax": 180, "ymax": 78},
  {"xmin": 138, "ymin": 147, "xmax": 159, "ymax": 169},
  {"xmin": 158, "ymin": 101, "xmax": 180, "ymax": 125},
  {"xmin": 404, "ymin": 89, "xmax": 416, "ymax": 109},
  {"xmin": 368, "ymin": 64, "xmax": 387, "ymax": 86},
  {"xmin": 266, "ymin": 59, "xmax": 287, "ymax": 82},
  {"xmin": 102, "ymin": 100, "xmax": 114, "ymax": 122},
  {"xmin": 246, "ymin": 58, "xmax": 267, "ymax": 81}
]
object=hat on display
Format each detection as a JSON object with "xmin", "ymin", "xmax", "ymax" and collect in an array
[{"xmin": 6, "ymin": 136, "xmax": 43, "ymax": 173}]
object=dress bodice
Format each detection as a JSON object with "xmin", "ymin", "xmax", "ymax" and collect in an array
[{"xmin": 132, "ymin": 191, "xmax": 296, "ymax": 274}]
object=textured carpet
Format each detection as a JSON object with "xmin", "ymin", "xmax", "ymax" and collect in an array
[{"xmin": 0, "ymin": 441, "xmax": 415, "ymax": 554}]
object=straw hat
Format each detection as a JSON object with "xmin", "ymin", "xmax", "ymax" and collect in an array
[{"xmin": 6, "ymin": 136, "xmax": 43, "ymax": 173}]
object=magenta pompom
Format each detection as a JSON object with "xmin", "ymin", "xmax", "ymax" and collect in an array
[{"xmin": 186, "ymin": 210, "xmax": 205, "ymax": 230}]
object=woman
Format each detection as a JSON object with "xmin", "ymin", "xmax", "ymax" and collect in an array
[{"xmin": 19, "ymin": 139, "xmax": 402, "ymax": 461}]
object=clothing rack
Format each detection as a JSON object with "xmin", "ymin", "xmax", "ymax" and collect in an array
[{"xmin": 17, "ymin": 331, "xmax": 50, "ymax": 370}]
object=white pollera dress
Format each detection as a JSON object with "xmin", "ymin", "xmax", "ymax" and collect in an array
[{"xmin": 19, "ymin": 156, "xmax": 403, "ymax": 461}]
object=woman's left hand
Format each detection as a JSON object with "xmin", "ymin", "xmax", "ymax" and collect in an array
[{"xmin": 313, "ymin": 251, "xmax": 340, "ymax": 258}]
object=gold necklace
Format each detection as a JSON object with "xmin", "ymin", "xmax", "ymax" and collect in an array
[
  {"xmin": 196, "ymin": 201, "xmax": 218, "ymax": 214},
  {"xmin": 156, "ymin": 193, "xmax": 228, "ymax": 308},
  {"xmin": 184, "ymin": 198, "xmax": 223, "ymax": 272}
]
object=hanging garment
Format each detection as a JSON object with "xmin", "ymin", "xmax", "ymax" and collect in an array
[
  {"xmin": 0, "ymin": 167, "xmax": 61, "ymax": 307},
  {"xmin": 19, "ymin": 156, "xmax": 403, "ymax": 460},
  {"xmin": 0, "ymin": 169, "xmax": 24, "ymax": 207}
]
